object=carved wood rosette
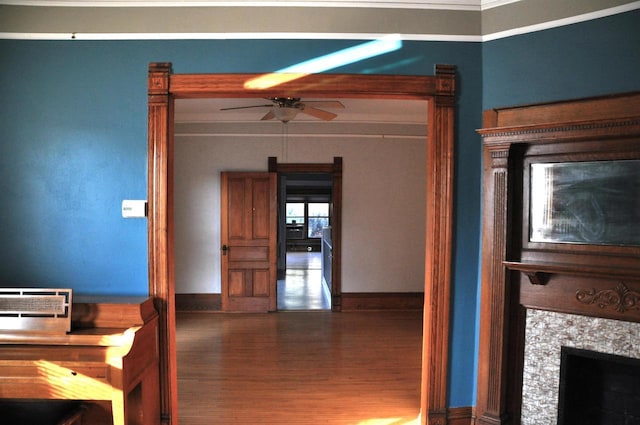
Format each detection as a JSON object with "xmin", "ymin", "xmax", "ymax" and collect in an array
[{"xmin": 576, "ymin": 282, "xmax": 640, "ymax": 313}]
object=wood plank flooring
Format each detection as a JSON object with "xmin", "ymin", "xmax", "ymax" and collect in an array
[
  {"xmin": 176, "ymin": 311, "xmax": 423, "ymax": 424},
  {"xmin": 278, "ymin": 252, "xmax": 331, "ymax": 311}
]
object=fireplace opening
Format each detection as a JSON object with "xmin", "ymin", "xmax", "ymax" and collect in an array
[{"xmin": 558, "ymin": 347, "xmax": 640, "ymax": 425}]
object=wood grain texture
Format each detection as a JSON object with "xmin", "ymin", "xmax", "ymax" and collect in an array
[
  {"xmin": 220, "ymin": 173, "xmax": 277, "ymax": 312},
  {"xmin": 147, "ymin": 62, "xmax": 177, "ymax": 425},
  {"xmin": 341, "ymin": 292, "xmax": 424, "ymax": 311},
  {"xmin": 170, "ymin": 73, "xmax": 440, "ymax": 100},
  {"xmin": 175, "ymin": 294, "xmax": 221, "ymax": 312},
  {"xmin": 476, "ymin": 91, "xmax": 640, "ymax": 425},
  {"xmin": 421, "ymin": 67, "xmax": 456, "ymax": 425},
  {"xmin": 447, "ymin": 406, "xmax": 475, "ymax": 425},
  {"xmin": 176, "ymin": 311, "xmax": 423, "ymax": 425},
  {"xmin": 148, "ymin": 65, "xmax": 457, "ymax": 425},
  {"xmin": 0, "ymin": 299, "xmax": 161, "ymax": 425}
]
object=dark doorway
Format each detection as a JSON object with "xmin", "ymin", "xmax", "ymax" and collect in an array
[
  {"xmin": 558, "ymin": 347, "xmax": 640, "ymax": 425},
  {"xmin": 269, "ymin": 157, "xmax": 342, "ymax": 311},
  {"xmin": 278, "ymin": 171, "xmax": 333, "ymax": 311}
]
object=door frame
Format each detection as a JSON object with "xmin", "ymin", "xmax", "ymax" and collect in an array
[
  {"xmin": 269, "ymin": 156, "xmax": 343, "ymax": 311},
  {"xmin": 147, "ymin": 64, "xmax": 457, "ymax": 425}
]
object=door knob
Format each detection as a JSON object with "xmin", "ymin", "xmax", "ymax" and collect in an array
[{"xmin": 222, "ymin": 245, "xmax": 229, "ymax": 255}]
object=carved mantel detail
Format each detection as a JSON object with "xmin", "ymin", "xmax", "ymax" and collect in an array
[
  {"xmin": 489, "ymin": 148, "xmax": 510, "ymax": 169},
  {"xmin": 576, "ymin": 282, "xmax": 640, "ymax": 313}
]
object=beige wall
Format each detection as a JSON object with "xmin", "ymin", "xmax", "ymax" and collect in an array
[
  {"xmin": 174, "ymin": 131, "xmax": 427, "ymax": 294},
  {"xmin": 3, "ymin": 0, "xmax": 637, "ymax": 41}
]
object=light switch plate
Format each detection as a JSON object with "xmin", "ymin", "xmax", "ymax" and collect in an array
[{"xmin": 122, "ymin": 200, "xmax": 147, "ymax": 218}]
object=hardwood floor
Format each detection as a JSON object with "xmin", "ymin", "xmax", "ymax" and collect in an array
[
  {"xmin": 176, "ymin": 310, "xmax": 423, "ymax": 424},
  {"xmin": 278, "ymin": 252, "xmax": 331, "ymax": 311}
]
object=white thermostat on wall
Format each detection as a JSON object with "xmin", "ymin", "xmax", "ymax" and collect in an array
[{"xmin": 122, "ymin": 200, "xmax": 147, "ymax": 218}]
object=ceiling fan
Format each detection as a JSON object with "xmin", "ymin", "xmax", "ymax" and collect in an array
[{"xmin": 220, "ymin": 97, "xmax": 345, "ymax": 123}]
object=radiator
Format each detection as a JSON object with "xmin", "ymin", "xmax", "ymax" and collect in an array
[{"xmin": 0, "ymin": 288, "xmax": 72, "ymax": 334}]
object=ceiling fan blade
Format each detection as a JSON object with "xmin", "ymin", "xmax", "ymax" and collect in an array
[
  {"xmin": 302, "ymin": 100, "xmax": 345, "ymax": 109},
  {"xmin": 261, "ymin": 110, "xmax": 275, "ymax": 121},
  {"xmin": 301, "ymin": 106, "xmax": 338, "ymax": 121},
  {"xmin": 220, "ymin": 104, "xmax": 273, "ymax": 111}
]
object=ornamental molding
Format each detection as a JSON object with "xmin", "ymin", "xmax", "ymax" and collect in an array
[
  {"xmin": 480, "ymin": 118, "xmax": 640, "ymax": 140},
  {"xmin": 0, "ymin": 0, "xmax": 517, "ymax": 11},
  {"xmin": 576, "ymin": 282, "xmax": 640, "ymax": 313}
]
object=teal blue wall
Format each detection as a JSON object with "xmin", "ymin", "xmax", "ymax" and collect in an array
[
  {"xmin": 482, "ymin": 10, "xmax": 640, "ymax": 109},
  {"xmin": 0, "ymin": 38, "xmax": 482, "ymax": 406},
  {"xmin": 1, "ymin": 8, "xmax": 637, "ymax": 408}
]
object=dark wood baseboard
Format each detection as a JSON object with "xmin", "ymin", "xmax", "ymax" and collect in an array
[
  {"xmin": 175, "ymin": 293, "xmax": 221, "ymax": 312},
  {"xmin": 448, "ymin": 406, "xmax": 475, "ymax": 425},
  {"xmin": 340, "ymin": 292, "xmax": 424, "ymax": 311}
]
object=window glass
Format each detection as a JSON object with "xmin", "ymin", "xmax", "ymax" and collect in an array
[
  {"xmin": 286, "ymin": 202, "xmax": 305, "ymax": 224},
  {"xmin": 308, "ymin": 203, "xmax": 330, "ymax": 238}
]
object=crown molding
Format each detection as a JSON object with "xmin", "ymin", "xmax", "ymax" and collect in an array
[
  {"xmin": 0, "ymin": 31, "xmax": 483, "ymax": 41},
  {"xmin": 480, "ymin": 0, "xmax": 519, "ymax": 10},
  {"xmin": 1, "ymin": 0, "xmax": 637, "ymax": 41},
  {"xmin": 0, "ymin": 0, "xmax": 519, "ymax": 11},
  {"xmin": 482, "ymin": 1, "xmax": 640, "ymax": 41}
]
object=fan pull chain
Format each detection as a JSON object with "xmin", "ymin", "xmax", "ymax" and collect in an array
[{"xmin": 282, "ymin": 122, "xmax": 289, "ymax": 162}]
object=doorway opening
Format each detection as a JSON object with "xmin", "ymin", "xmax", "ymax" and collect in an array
[
  {"xmin": 278, "ymin": 171, "xmax": 333, "ymax": 311},
  {"xmin": 269, "ymin": 157, "xmax": 342, "ymax": 312},
  {"xmin": 148, "ymin": 66, "xmax": 456, "ymax": 423}
]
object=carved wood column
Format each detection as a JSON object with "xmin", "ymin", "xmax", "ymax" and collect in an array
[
  {"xmin": 421, "ymin": 64, "xmax": 456, "ymax": 425},
  {"xmin": 148, "ymin": 62, "xmax": 177, "ymax": 425},
  {"xmin": 475, "ymin": 138, "xmax": 514, "ymax": 425}
]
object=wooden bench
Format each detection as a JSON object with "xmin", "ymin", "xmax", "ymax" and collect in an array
[
  {"xmin": 0, "ymin": 400, "xmax": 86, "ymax": 425},
  {"xmin": 0, "ymin": 293, "xmax": 160, "ymax": 425}
]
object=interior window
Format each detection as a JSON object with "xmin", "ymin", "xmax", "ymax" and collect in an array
[
  {"xmin": 286, "ymin": 203, "xmax": 305, "ymax": 224},
  {"xmin": 308, "ymin": 203, "xmax": 330, "ymax": 238}
]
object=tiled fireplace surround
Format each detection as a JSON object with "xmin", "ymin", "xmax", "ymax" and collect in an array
[{"xmin": 521, "ymin": 308, "xmax": 640, "ymax": 424}]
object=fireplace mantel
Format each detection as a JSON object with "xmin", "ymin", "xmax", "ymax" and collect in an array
[
  {"xmin": 504, "ymin": 260, "xmax": 640, "ymax": 285},
  {"xmin": 475, "ymin": 92, "xmax": 640, "ymax": 425}
]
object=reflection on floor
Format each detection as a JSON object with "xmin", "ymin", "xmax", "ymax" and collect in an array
[{"xmin": 277, "ymin": 252, "xmax": 331, "ymax": 311}]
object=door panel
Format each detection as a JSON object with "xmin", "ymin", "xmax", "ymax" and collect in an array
[
  {"xmin": 221, "ymin": 172, "xmax": 277, "ymax": 312},
  {"xmin": 229, "ymin": 271, "xmax": 245, "ymax": 297},
  {"xmin": 228, "ymin": 246, "xmax": 269, "ymax": 262},
  {"xmin": 228, "ymin": 179, "xmax": 248, "ymax": 239},
  {"xmin": 252, "ymin": 270, "xmax": 270, "ymax": 297},
  {"xmin": 252, "ymin": 178, "xmax": 272, "ymax": 239}
]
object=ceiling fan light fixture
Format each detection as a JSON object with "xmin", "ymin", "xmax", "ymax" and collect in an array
[{"xmin": 273, "ymin": 107, "xmax": 299, "ymax": 123}]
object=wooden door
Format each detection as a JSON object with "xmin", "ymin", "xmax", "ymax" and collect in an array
[{"xmin": 221, "ymin": 172, "xmax": 277, "ymax": 312}]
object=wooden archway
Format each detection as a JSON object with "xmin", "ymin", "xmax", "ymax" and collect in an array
[{"xmin": 147, "ymin": 63, "xmax": 457, "ymax": 425}]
